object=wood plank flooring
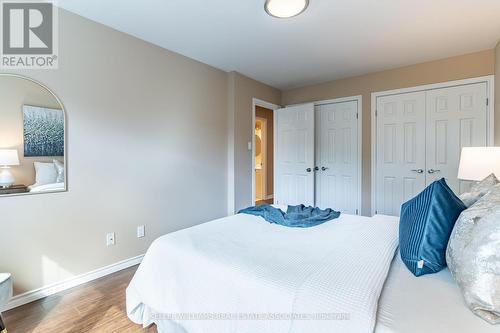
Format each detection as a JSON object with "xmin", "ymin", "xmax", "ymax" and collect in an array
[
  {"xmin": 255, "ymin": 198, "xmax": 273, "ymax": 206},
  {"xmin": 2, "ymin": 266, "xmax": 155, "ymax": 333}
]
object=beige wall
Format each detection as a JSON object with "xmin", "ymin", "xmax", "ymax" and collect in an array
[
  {"xmin": 228, "ymin": 72, "xmax": 281, "ymax": 212},
  {"xmin": 255, "ymin": 106, "xmax": 274, "ymax": 197},
  {"xmin": 282, "ymin": 49, "xmax": 495, "ymax": 215},
  {"xmin": 0, "ymin": 9, "xmax": 229, "ymax": 294},
  {"xmin": 496, "ymin": 40, "xmax": 500, "ymax": 143},
  {"xmin": 0, "ymin": 77, "xmax": 64, "ymax": 186}
]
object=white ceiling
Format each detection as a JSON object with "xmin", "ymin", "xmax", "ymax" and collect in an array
[{"xmin": 58, "ymin": 0, "xmax": 500, "ymax": 90}]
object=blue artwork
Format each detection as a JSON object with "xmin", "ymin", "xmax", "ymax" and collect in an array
[{"xmin": 23, "ymin": 105, "xmax": 64, "ymax": 157}]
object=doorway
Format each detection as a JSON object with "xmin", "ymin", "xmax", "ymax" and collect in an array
[{"xmin": 252, "ymin": 100, "xmax": 278, "ymax": 206}]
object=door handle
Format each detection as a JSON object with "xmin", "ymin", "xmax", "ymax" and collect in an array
[
  {"xmin": 321, "ymin": 167, "xmax": 329, "ymax": 171},
  {"xmin": 306, "ymin": 168, "xmax": 312, "ymax": 173},
  {"xmin": 411, "ymin": 169, "xmax": 424, "ymax": 174},
  {"xmin": 428, "ymin": 169, "xmax": 441, "ymax": 174}
]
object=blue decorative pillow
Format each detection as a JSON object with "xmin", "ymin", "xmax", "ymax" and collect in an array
[{"xmin": 399, "ymin": 178, "xmax": 466, "ymax": 277}]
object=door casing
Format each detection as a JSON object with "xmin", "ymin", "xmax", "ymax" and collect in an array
[{"xmin": 252, "ymin": 98, "xmax": 280, "ymax": 206}]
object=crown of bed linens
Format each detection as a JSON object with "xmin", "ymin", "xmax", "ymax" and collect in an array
[
  {"xmin": 238, "ymin": 204, "xmax": 340, "ymax": 228},
  {"xmin": 447, "ymin": 183, "xmax": 500, "ymax": 324},
  {"xmin": 399, "ymin": 178, "xmax": 466, "ymax": 277}
]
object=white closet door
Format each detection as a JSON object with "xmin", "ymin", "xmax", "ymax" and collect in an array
[
  {"xmin": 315, "ymin": 101, "xmax": 359, "ymax": 214},
  {"xmin": 275, "ymin": 103, "xmax": 315, "ymax": 206},
  {"xmin": 376, "ymin": 92, "xmax": 426, "ymax": 216},
  {"xmin": 426, "ymin": 83, "xmax": 488, "ymax": 194}
]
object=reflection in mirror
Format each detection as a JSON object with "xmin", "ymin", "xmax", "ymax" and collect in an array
[{"xmin": 0, "ymin": 74, "xmax": 66, "ymax": 196}]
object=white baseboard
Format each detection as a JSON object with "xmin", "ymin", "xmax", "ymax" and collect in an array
[
  {"xmin": 265, "ymin": 195, "xmax": 274, "ymax": 200},
  {"xmin": 3, "ymin": 254, "xmax": 144, "ymax": 311}
]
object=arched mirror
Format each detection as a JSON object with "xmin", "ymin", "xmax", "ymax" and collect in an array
[{"xmin": 0, "ymin": 74, "xmax": 66, "ymax": 196}]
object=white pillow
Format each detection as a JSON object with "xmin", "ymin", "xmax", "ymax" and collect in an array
[
  {"xmin": 53, "ymin": 159, "xmax": 65, "ymax": 183},
  {"xmin": 33, "ymin": 162, "xmax": 57, "ymax": 186}
]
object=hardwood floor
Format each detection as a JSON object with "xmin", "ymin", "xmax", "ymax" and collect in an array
[
  {"xmin": 3, "ymin": 266, "xmax": 156, "ymax": 333},
  {"xmin": 255, "ymin": 198, "xmax": 273, "ymax": 206}
]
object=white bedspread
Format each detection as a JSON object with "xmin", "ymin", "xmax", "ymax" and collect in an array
[
  {"xmin": 127, "ymin": 212, "xmax": 399, "ymax": 333},
  {"xmin": 28, "ymin": 182, "xmax": 65, "ymax": 193},
  {"xmin": 375, "ymin": 254, "xmax": 499, "ymax": 333}
]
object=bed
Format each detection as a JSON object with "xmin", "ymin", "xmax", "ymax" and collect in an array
[
  {"xmin": 126, "ymin": 209, "xmax": 496, "ymax": 333},
  {"xmin": 375, "ymin": 254, "xmax": 497, "ymax": 333},
  {"xmin": 28, "ymin": 182, "xmax": 65, "ymax": 193}
]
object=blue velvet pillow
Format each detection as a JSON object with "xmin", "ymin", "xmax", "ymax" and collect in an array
[{"xmin": 399, "ymin": 178, "xmax": 466, "ymax": 277}]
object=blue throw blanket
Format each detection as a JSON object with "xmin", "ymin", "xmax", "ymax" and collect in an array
[{"xmin": 238, "ymin": 204, "xmax": 341, "ymax": 228}]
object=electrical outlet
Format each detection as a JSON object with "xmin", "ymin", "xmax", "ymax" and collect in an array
[
  {"xmin": 106, "ymin": 232, "xmax": 115, "ymax": 246},
  {"xmin": 137, "ymin": 225, "xmax": 145, "ymax": 238}
]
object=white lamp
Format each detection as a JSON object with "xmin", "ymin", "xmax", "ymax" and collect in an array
[
  {"xmin": 458, "ymin": 147, "xmax": 500, "ymax": 181},
  {"xmin": 0, "ymin": 149, "xmax": 20, "ymax": 188}
]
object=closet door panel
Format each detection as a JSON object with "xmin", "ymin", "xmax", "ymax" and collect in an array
[
  {"xmin": 375, "ymin": 92, "xmax": 426, "ymax": 216},
  {"xmin": 275, "ymin": 103, "xmax": 315, "ymax": 206},
  {"xmin": 316, "ymin": 101, "xmax": 358, "ymax": 214},
  {"xmin": 426, "ymin": 83, "xmax": 488, "ymax": 194}
]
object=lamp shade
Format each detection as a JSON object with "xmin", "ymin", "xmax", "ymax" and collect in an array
[
  {"xmin": 458, "ymin": 147, "xmax": 500, "ymax": 181},
  {"xmin": 0, "ymin": 149, "xmax": 19, "ymax": 166}
]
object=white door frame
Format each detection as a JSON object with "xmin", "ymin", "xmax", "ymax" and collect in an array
[
  {"xmin": 286, "ymin": 95, "xmax": 363, "ymax": 214},
  {"xmin": 370, "ymin": 75, "xmax": 495, "ymax": 216},
  {"xmin": 252, "ymin": 98, "xmax": 280, "ymax": 204}
]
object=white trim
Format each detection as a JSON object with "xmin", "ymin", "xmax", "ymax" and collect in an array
[
  {"xmin": 487, "ymin": 77, "xmax": 495, "ymax": 145},
  {"xmin": 371, "ymin": 75, "xmax": 495, "ymax": 216},
  {"xmin": 265, "ymin": 194, "xmax": 274, "ymax": 200},
  {"xmin": 2, "ymin": 254, "xmax": 144, "ymax": 311},
  {"xmin": 313, "ymin": 95, "xmax": 362, "ymax": 108},
  {"xmin": 286, "ymin": 95, "xmax": 363, "ymax": 214},
  {"xmin": 356, "ymin": 97, "xmax": 363, "ymax": 215},
  {"xmin": 227, "ymin": 74, "xmax": 236, "ymax": 216},
  {"xmin": 273, "ymin": 109, "xmax": 278, "ymax": 204},
  {"xmin": 371, "ymin": 75, "xmax": 494, "ymax": 98},
  {"xmin": 371, "ymin": 94, "xmax": 377, "ymax": 216},
  {"xmin": 252, "ymin": 98, "xmax": 280, "ymax": 205}
]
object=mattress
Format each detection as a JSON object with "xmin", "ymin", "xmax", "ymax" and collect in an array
[
  {"xmin": 128, "ymin": 212, "xmax": 400, "ymax": 333},
  {"xmin": 28, "ymin": 182, "xmax": 65, "ymax": 193},
  {"xmin": 128, "ymin": 209, "xmax": 498, "ymax": 333},
  {"xmin": 375, "ymin": 254, "xmax": 498, "ymax": 333}
]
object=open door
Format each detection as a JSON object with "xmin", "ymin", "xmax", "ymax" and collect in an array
[{"xmin": 275, "ymin": 103, "xmax": 315, "ymax": 206}]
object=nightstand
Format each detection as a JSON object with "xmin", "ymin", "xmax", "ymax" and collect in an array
[{"xmin": 0, "ymin": 185, "xmax": 28, "ymax": 195}]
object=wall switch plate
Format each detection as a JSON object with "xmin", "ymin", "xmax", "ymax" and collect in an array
[
  {"xmin": 137, "ymin": 225, "xmax": 145, "ymax": 238},
  {"xmin": 248, "ymin": 141, "xmax": 252, "ymax": 150},
  {"xmin": 106, "ymin": 232, "xmax": 115, "ymax": 246}
]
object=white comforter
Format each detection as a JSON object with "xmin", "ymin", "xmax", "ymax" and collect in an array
[
  {"xmin": 28, "ymin": 182, "xmax": 65, "ymax": 193},
  {"xmin": 127, "ymin": 212, "xmax": 399, "ymax": 333}
]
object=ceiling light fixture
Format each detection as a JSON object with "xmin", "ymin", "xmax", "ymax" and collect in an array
[{"xmin": 265, "ymin": 0, "xmax": 309, "ymax": 19}]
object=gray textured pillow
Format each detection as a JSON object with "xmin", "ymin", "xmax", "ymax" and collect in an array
[
  {"xmin": 459, "ymin": 173, "xmax": 499, "ymax": 207},
  {"xmin": 446, "ymin": 183, "xmax": 500, "ymax": 324},
  {"xmin": 53, "ymin": 159, "xmax": 65, "ymax": 183}
]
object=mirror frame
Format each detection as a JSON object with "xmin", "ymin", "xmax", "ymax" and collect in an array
[{"xmin": 0, "ymin": 73, "xmax": 68, "ymax": 197}]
